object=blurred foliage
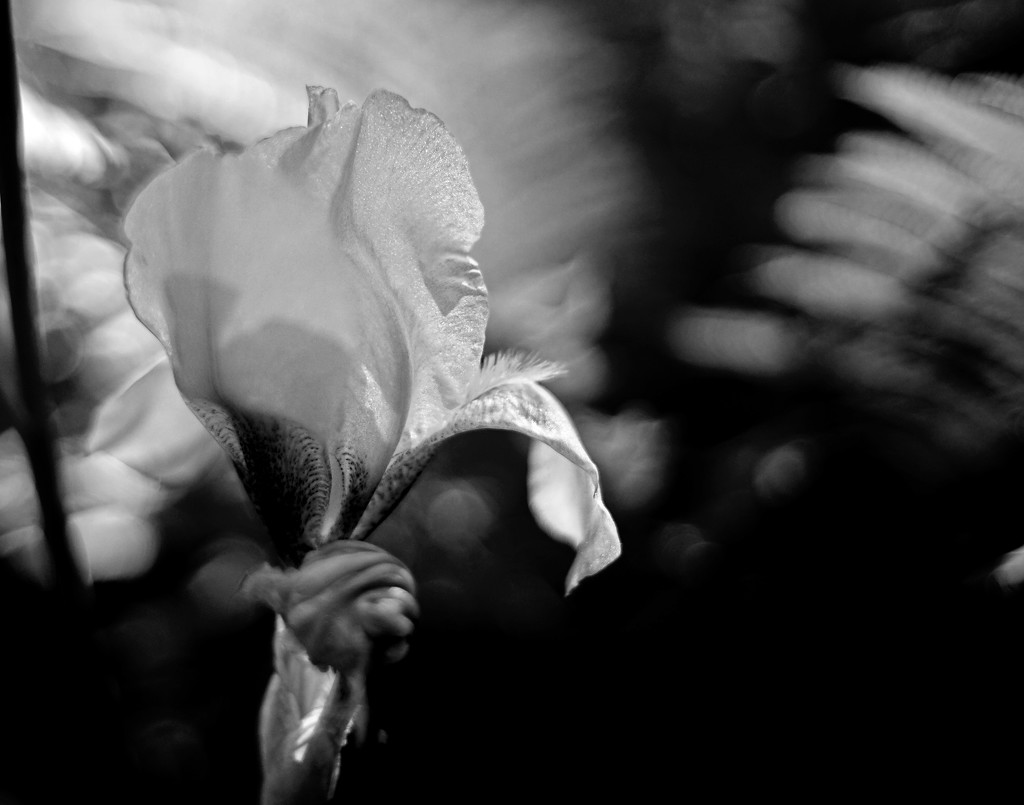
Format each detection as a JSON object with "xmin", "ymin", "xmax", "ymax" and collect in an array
[
  {"xmin": 4, "ymin": 0, "xmax": 1024, "ymax": 801},
  {"xmin": 676, "ymin": 67, "xmax": 1024, "ymax": 466}
]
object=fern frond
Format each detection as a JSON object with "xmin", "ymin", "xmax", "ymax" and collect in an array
[
  {"xmin": 967, "ymin": 73, "xmax": 1024, "ymax": 122},
  {"xmin": 839, "ymin": 65, "xmax": 1024, "ymax": 177},
  {"xmin": 837, "ymin": 67, "xmax": 1024, "ymax": 217},
  {"xmin": 826, "ymin": 326, "xmax": 1008, "ymax": 452},
  {"xmin": 922, "ymin": 136, "xmax": 1024, "ymax": 213},
  {"xmin": 815, "ymin": 132, "xmax": 983, "ymax": 220},
  {"xmin": 673, "ymin": 63, "xmax": 1024, "ymax": 462},
  {"xmin": 667, "ymin": 307, "xmax": 804, "ymax": 378},
  {"xmin": 775, "ymin": 188, "xmax": 948, "ymax": 279},
  {"xmin": 748, "ymin": 249, "xmax": 908, "ymax": 320},
  {"xmin": 975, "ymin": 230, "xmax": 1024, "ymax": 297}
]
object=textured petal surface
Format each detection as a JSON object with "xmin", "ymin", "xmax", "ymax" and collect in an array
[
  {"xmin": 352, "ymin": 357, "xmax": 620, "ymax": 591},
  {"xmin": 335, "ymin": 90, "xmax": 488, "ymax": 451},
  {"xmin": 123, "ymin": 88, "xmax": 486, "ymax": 556}
]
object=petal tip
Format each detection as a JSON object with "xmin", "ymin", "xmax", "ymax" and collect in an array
[{"xmin": 564, "ymin": 539, "xmax": 622, "ymax": 595}]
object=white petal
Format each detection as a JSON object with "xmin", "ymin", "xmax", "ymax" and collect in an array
[
  {"xmin": 526, "ymin": 437, "xmax": 620, "ymax": 592},
  {"xmin": 352, "ymin": 372, "xmax": 620, "ymax": 592},
  {"xmin": 123, "ymin": 88, "xmax": 487, "ymax": 553},
  {"xmin": 339, "ymin": 90, "xmax": 488, "ymax": 450}
]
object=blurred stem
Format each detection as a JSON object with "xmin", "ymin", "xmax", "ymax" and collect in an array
[
  {"xmin": 0, "ymin": 7, "xmax": 128, "ymax": 798},
  {"xmin": 0, "ymin": 0, "xmax": 89, "ymax": 613}
]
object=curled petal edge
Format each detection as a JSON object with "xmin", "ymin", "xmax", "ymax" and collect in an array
[{"xmin": 352, "ymin": 369, "xmax": 621, "ymax": 593}]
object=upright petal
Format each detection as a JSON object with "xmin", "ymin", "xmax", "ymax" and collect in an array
[
  {"xmin": 251, "ymin": 87, "xmax": 488, "ymax": 453},
  {"xmin": 123, "ymin": 88, "xmax": 487, "ymax": 557},
  {"xmin": 335, "ymin": 90, "xmax": 488, "ymax": 451},
  {"xmin": 124, "ymin": 134, "xmax": 394, "ymax": 559}
]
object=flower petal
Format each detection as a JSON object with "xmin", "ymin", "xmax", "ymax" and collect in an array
[
  {"xmin": 526, "ymin": 437, "xmax": 619, "ymax": 591},
  {"xmin": 332, "ymin": 89, "xmax": 488, "ymax": 451},
  {"xmin": 352, "ymin": 358, "xmax": 620, "ymax": 592},
  {"xmin": 123, "ymin": 87, "xmax": 486, "ymax": 557},
  {"xmin": 250, "ymin": 86, "xmax": 489, "ymax": 452}
]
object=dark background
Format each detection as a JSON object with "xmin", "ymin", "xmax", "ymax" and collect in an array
[{"xmin": 5, "ymin": 1, "xmax": 1024, "ymax": 801}]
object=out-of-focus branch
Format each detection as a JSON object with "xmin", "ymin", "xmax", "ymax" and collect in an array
[
  {"xmin": 0, "ymin": 6, "xmax": 131, "ymax": 799},
  {"xmin": 0, "ymin": 0, "xmax": 89, "ymax": 614}
]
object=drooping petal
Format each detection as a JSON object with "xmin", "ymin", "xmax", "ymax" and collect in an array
[
  {"xmin": 526, "ymin": 438, "xmax": 619, "ymax": 591},
  {"xmin": 351, "ymin": 354, "xmax": 620, "ymax": 592},
  {"xmin": 123, "ymin": 87, "xmax": 486, "ymax": 559}
]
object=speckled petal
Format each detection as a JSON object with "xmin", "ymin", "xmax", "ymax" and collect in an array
[{"xmin": 123, "ymin": 88, "xmax": 487, "ymax": 554}]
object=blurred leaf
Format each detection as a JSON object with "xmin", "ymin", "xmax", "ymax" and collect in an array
[
  {"xmin": 86, "ymin": 357, "xmax": 225, "ymax": 487},
  {"xmin": 672, "ymin": 66, "xmax": 1024, "ymax": 464},
  {"xmin": 839, "ymin": 65, "xmax": 1024, "ymax": 209},
  {"xmin": 668, "ymin": 306, "xmax": 805, "ymax": 377},
  {"xmin": 20, "ymin": 83, "xmax": 126, "ymax": 185}
]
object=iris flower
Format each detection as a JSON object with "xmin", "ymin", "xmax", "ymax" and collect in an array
[{"xmin": 123, "ymin": 86, "xmax": 620, "ymax": 802}]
